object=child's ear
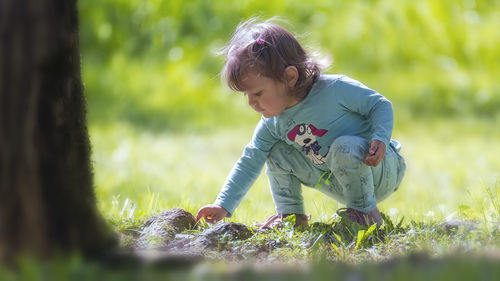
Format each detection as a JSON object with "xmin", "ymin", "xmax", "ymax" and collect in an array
[{"xmin": 284, "ymin": 66, "xmax": 299, "ymax": 88}]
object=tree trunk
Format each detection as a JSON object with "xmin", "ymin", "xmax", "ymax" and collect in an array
[{"xmin": 0, "ymin": 0, "xmax": 115, "ymax": 262}]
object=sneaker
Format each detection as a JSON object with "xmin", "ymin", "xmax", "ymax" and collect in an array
[
  {"xmin": 337, "ymin": 207, "xmax": 383, "ymax": 226},
  {"xmin": 255, "ymin": 213, "xmax": 310, "ymax": 229}
]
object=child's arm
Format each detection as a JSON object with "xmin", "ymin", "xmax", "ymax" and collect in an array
[
  {"xmin": 197, "ymin": 119, "xmax": 278, "ymax": 223},
  {"xmin": 335, "ymin": 76, "xmax": 394, "ymax": 166}
]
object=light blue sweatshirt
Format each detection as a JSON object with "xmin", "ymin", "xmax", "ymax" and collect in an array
[{"xmin": 214, "ymin": 74, "xmax": 394, "ymax": 215}]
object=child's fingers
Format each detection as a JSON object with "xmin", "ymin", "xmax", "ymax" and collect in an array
[
  {"xmin": 195, "ymin": 205, "xmax": 226, "ymax": 223},
  {"xmin": 195, "ymin": 207, "xmax": 210, "ymax": 222},
  {"xmin": 366, "ymin": 140, "xmax": 386, "ymax": 166},
  {"xmin": 196, "ymin": 211, "xmax": 217, "ymax": 224},
  {"xmin": 195, "ymin": 210, "xmax": 204, "ymax": 222},
  {"xmin": 204, "ymin": 215, "xmax": 219, "ymax": 224},
  {"xmin": 369, "ymin": 140, "xmax": 384, "ymax": 155},
  {"xmin": 364, "ymin": 155, "xmax": 375, "ymax": 166},
  {"xmin": 364, "ymin": 150, "xmax": 383, "ymax": 166}
]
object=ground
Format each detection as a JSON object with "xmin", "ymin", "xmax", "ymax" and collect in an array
[{"xmin": 116, "ymin": 208, "xmax": 500, "ymax": 267}]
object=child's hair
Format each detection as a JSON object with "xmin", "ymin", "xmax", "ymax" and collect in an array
[{"xmin": 219, "ymin": 17, "xmax": 326, "ymax": 100}]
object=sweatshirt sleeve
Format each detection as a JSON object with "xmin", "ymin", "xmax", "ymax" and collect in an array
[
  {"xmin": 335, "ymin": 77, "xmax": 394, "ymax": 147},
  {"xmin": 214, "ymin": 119, "xmax": 278, "ymax": 216}
]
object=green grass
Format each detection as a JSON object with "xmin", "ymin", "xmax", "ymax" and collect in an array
[
  {"xmin": 88, "ymin": 115, "xmax": 500, "ymax": 269},
  {"xmin": 3, "ymin": 205, "xmax": 499, "ymax": 279},
  {"xmin": 91, "ymin": 117, "xmax": 500, "ymax": 227}
]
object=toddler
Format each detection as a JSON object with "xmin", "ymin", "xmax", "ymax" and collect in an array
[{"xmin": 196, "ymin": 18, "xmax": 406, "ymax": 227}]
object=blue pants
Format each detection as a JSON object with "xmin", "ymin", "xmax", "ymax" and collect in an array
[{"xmin": 265, "ymin": 136, "xmax": 406, "ymax": 214}]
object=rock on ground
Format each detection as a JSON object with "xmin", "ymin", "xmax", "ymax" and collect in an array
[
  {"xmin": 193, "ymin": 222, "xmax": 253, "ymax": 249},
  {"xmin": 136, "ymin": 208, "xmax": 196, "ymax": 249}
]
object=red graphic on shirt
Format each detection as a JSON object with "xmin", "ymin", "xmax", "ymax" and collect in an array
[{"xmin": 287, "ymin": 124, "xmax": 328, "ymax": 164}]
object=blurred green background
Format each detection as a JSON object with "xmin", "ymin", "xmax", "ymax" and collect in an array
[{"xmin": 79, "ymin": 0, "xmax": 500, "ymax": 224}]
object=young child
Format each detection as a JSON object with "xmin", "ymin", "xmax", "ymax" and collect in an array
[{"xmin": 196, "ymin": 18, "xmax": 406, "ymax": 228}]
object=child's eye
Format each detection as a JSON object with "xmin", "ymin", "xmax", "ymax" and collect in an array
[{"xmin": 244, "ymin": 91, "xmax": 262, "ymax": 98}]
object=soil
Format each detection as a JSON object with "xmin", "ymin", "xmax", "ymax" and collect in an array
[
  {"xmin": 120, "ymin": 209, "xmax": 251, "ymax": 256},
  {"xmin": 120, "ymin": 208, "xmax": 308, "ymax": 264}
]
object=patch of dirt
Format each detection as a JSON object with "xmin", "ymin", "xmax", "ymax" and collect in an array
[{"xmin": 124, "ymin": 208, "xmax": 294, "ymax": 263}]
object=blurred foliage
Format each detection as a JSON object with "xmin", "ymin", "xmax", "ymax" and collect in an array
[
  {"xmin": 79, "ymin": 0, "xmax": 500, "ymax": 130},
  {"xmin": 3, "ymin": 252, "xmax": 500, "ymax": 281}
]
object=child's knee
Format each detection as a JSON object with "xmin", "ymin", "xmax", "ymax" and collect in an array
[
  {"xmin": 266, "ymin": 141, "xmax": 295, "ymax": 172},
  {"xmin": 328, "ymin": 136, "xmax": 368, "ymax": 168}
]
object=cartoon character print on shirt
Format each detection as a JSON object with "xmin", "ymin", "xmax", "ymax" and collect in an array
[{"xmin": 287, "ymin": 124, "xmax": 329, "ymax": 165}]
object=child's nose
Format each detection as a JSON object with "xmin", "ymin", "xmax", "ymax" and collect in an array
[{"xmin": 248, "ymin": 96, "xmax": 257, "ymax": 107}]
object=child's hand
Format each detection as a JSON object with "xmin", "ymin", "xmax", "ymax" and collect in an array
[
  {"xmin": 195, "ymin": 204, "xmax": 228, "ymax": 224},
  {"xmin": 364, "ymin": 140, "xmax": 386, "ymax": 166}
]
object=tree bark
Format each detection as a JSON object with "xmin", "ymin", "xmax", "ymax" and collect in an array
[{"xmin": 0, "ymin": 0, "xmax": 115, "ymax": 261}]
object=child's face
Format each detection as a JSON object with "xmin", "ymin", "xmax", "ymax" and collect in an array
[{"xmin": 240, "ymin": 71, "xmax": 298, "ymax": 118}]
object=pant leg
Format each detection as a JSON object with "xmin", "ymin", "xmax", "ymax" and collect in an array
[
  {"xmin": 325, "ymin": 136, "xmax": 377, "ymax": 213},
  {"xmin": 265, "ymin": 141, "xmax": 327, "ymax": 214},
  {"xmin": 325, "ymin": 136, "xmax": 406, "ymax": 213},
  {"xmin": 372, "ymin": 140, "xmax": 406, "ymax": 202}
]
